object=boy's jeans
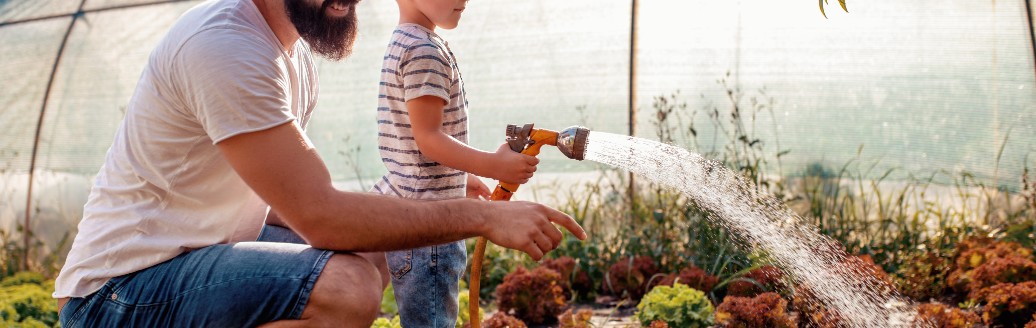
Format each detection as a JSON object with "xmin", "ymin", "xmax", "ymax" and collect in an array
[{"xmin": 386, "ymin": 240, "xmax": 467, "ymax": 328}]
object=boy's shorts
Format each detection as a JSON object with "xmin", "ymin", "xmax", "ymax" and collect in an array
[{"xmin": 59, "ymin": 225, "xmax": 333, "ymax": 327}]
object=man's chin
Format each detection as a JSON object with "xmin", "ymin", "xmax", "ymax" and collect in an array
[
  {"xmin": 314, "ymin": 50, "xmax": 351, "ymax": 61},
  {"xmin": 306, "ymin": 38, "xmax": 354, "ymax": 61}
]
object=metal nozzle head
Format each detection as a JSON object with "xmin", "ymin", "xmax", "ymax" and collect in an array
[{"xmin": 556, "ymin": 126, "xmax": 590, "ymax": 160}]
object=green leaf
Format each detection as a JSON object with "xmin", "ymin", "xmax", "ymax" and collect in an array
[{"xmin": 838, "ymin": 0, "xmax": 848, "ymax": 12}]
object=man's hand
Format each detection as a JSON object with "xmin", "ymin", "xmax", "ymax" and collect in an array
[
  {"xmin": 480, "ymin": 201, "xmax": 587, "ymax": 261},
  {"xmin": 218, "ymin": 122, "xmax": 581, "ymax": 253}
]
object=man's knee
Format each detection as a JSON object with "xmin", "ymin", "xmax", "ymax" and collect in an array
[
  {"xmin": 305, "ymin": 253, "xmax": 383, "ymax": 326},
  {"xmin": 358, "ymin": 252, "xmax": 390, "ymax": 290}
]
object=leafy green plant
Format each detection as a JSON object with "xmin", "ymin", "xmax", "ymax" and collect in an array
[
  {"xmin": 604, "ymin": 256, "xmax": 659, "ymax": 301},
  {"xmin": 790, "ymin": 286, "xmax": 842, "ymax": 328},
  {"xmin": 891, "ymin": 247, "xmax": 952, "ymax": 301},
  {"xmin": 479, "ymin": 312, "xmax": 527, "ymax": 328},
  {"xmin": 972, "ymin": 281, "xmax": 1036, "ymax": 326},
  {"xmin": 655, "ymin": 265, "xmax": 719, "ymax": 296},
  {"xmin": 635, "ymin": 283, "xmax": 714, "ymax": 328},
  {"xmin": 722, "ymin": 265, "xmax": 785, "ymax": 298},
  {"xmin": 0, "ymin": 272, "xmax": 44, "ymax": 288},
  {"xmin": 379, "ymin": 284, "xmax": 396, "ymax": 316},
  {"xmin": 495, "ymin": 266, "xmax": 567, "ymax": 325},
  {"xmin": 0, "ymin": 274, "xmax": 57, "ymax": 327},
  {"xmin": 557, "ymin": 308, "xmax": 594, "ymax": 328},
  {"xmin": 371, "ymin": 315, "xmax": 402, "ymax": 328},
  {"xmin": 912, "ymin": 302, "xmax": 981, "ymax": 328},
  {"xmin": 714, "ymin": 292, "xmax": 795, "ymax": 328},
  {"xmin": 947, "ymin": 238, "xmax": 1036, "ymax": 299},
  {"xmin": 539, "ymin": 256, "xmax": 594, "ymax": 302},
  {"xmin": 457, "ymin": 289, "xmax": 483, "ymax": 328}
]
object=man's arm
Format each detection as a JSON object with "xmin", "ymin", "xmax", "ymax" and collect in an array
[{"xmin": 217, "ymin": 122, "xmax": 585, "ymax": 259}]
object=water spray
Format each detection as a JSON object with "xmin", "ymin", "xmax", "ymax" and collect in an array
[{"xmin": 469, "ymin": 123, "xmax": 589, "ymax": 328}]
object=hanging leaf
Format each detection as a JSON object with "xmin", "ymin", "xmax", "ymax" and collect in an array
[{"xmin": 819, "ymin": 0, "xmax": 849, "ymax": 18}]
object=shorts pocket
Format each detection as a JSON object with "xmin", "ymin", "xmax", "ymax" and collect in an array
[
  {"xmin": 61, "ymin": 297, "xmax": 89, "ymax": 327},
  {"xmin": 386, "ymin": 249, "xmax": 413, "ymax": 279}
]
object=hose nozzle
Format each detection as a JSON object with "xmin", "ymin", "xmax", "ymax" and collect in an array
[
  {"xmin": 503, "ymin": 123, "xmax": 589, "ymax": 160},
  {"xmin": 556, "ymin": 126, "xmax": 589, "ymax": 161}
]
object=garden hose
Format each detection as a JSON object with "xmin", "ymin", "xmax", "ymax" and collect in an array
[{"xmin": 469, "ymin": 123, "xmax": 588, "ymax": 328}]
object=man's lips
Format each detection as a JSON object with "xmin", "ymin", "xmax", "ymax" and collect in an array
[
  {"xmin": 323, "ymin": 0, "xmax": 358, "ymax": 12},
  {"xmin": 324, "ymin": 0, "xmax": 354, "ymax": 17}
]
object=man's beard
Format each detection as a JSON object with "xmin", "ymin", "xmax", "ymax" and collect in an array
[{"xmin": 284, "ymin": 0, "xmax": 358, "ymax": 61}]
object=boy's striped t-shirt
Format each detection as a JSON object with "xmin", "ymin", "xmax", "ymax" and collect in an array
[{"xmin": 371, "ymin": 23, "xmax": 469, "ymax": 200}]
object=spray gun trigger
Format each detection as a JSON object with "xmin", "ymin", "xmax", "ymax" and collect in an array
[{"xmin": 505, "ymin": 123, "xmax": 535, "ymax": 152}]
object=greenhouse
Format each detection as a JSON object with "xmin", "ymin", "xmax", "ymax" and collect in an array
[{"xmin": 1, "ymin": 0, "xmax": 1035, "ymax": 326}]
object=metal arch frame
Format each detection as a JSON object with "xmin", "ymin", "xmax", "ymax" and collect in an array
[
  {"xmin": 0, "ymin": 0, "xmax": 192, "ymax": 27},
  {"xmin": 1027, "ymin": 0, "xmax": 1036, "ymax": 82},
  {"xmin": 20, "ymin": 0, "xmax": 87, "ymax": 272}
]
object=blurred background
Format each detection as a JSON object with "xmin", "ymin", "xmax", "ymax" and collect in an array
[{"xmin": 1, "ymin": 0, "xmax": 1034, "ymax": 276}]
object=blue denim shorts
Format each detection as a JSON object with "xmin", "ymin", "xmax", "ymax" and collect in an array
[{"xmin": 59, "ymin": 225, "xmax": 333, "ymax": 327}]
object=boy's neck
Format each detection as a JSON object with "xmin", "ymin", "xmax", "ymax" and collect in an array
[
  {"xmin": 397, "ymin": 6, "xmax": 436, "ymax": 32},
  {"xmin": 400, "ymin": 21, "xmax": 435, "ymax": 33}
]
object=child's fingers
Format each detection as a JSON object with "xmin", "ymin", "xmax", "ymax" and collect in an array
[{"xmin": 524, "ymin": 154, "xmax": 540, "ymax": 165}]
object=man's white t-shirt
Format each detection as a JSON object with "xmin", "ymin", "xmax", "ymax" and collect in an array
[{"xmin": 54, "ymin": 0, "xmax": 318, "ymax": 298}]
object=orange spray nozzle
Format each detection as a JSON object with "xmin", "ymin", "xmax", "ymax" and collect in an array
[
  {"xmin": 505, "ymin": 123, "xmax": 589, "ymax": 160},
  {"xmin": 491, "ymin": 123, "xmax": 589, "ymax": 200}
]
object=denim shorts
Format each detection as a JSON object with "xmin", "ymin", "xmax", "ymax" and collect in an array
[
  {"xmin": 59, "ymin": 225, "xmax": 333, "ymax": 327},
  {"xmin": 387, "ymin": 240, "xmax": 467, "ymax": 328}
]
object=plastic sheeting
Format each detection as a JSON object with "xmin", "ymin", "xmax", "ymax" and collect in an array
[
  {"xmin": 1, "ymin": 0, "xmax": 1035, "ymax": 266},
  {"xmin": 635, "ymin": 1, "xmax": 1036, "ymax": 186}
]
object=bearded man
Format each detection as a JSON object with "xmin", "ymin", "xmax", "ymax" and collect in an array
[{"xmin": 51, "ymin": 0, "xmax": 586, "ymax": 326}]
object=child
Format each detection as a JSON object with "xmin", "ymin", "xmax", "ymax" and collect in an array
[{"xmin": 372, "ymin": 0, "xmax": 540, "ymax": 326}]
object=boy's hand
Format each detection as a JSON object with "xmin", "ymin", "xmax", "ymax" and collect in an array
[
  {"xmin": 487, "ymin": 143, "xmax": 538, "ymax": 185},
  {"xmin": 466, "ymin": 174, "xmax": 490, "ymax": 200}
]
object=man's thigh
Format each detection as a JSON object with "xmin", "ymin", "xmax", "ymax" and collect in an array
[{"xmin": 60, "ymin": 239, "xmax": 332, "ymax": 327}]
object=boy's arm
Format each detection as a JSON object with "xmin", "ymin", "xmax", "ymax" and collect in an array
[
  {"xmin": 408, "ymin": 95, "xmax": 538, "ymax": 185},
  {"xmin": 217, "ymin": 121, "xmax": 585, "ymax": 258}
]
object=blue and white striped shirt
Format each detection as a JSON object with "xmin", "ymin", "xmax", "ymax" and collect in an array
[{"xmin": 371, "ymin": 24, "xmax": 469, "ymax": 200}]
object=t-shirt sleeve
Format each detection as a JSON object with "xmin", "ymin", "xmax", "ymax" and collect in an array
[
  {"xmin": 174, "ymin": 28, "xmax": 296, "ymax": 144},
  {"xmin": 399, "ymin": 43, "xmax": 453, "ymax": 103}
]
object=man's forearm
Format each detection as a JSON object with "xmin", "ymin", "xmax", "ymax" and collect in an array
[
  {"xmin": 216, "ymin": 122, "xmax": 580, "ymax": 259},
  {"xmin": 285, "ymin": 191, "xmax": 488, "ymax": 252}
]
